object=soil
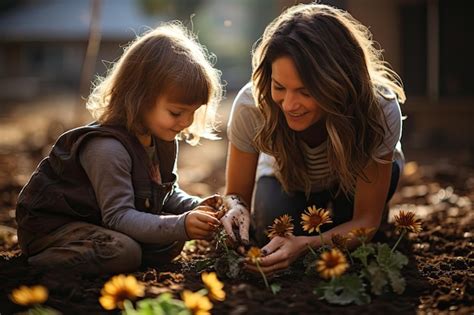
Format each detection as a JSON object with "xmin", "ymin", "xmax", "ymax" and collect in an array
[{"xmin": 0, "ymin": 101, "xmax": 472, "ymax": 314}]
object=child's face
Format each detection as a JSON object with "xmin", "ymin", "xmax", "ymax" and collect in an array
[
  {"xmin": 144, "ymin": 94, "xmax": 202, "ymax": 141},
  {"xmin": 271, "ymin": 56, "xmax": 324, "ymax": 132}
]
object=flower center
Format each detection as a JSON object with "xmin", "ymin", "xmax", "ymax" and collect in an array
[
  {"xmin": 325, "ymin": 255, "xmax": 340, "ymax": 268},
  {"xmin": 309, "ymin": 216, "xmax": 322, "ymax": 227}
]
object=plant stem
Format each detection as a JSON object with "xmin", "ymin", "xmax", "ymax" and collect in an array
[
  {"xmin": 307, "ymin": 244, "xmax": 318, "ymax": 257},
  {"xmin": 345, "ymin": 248, "xmax": 354, "ymax": 264},
  {"xmin": 222, "ymin": 238, "xmax": 230, "ymax": 255},
  {"xmin": 218, "ymin": 229, "xmax": 230, "ymax": 255},
  {"xmin": 391, "ymin": 229, "xmax": 407, "ymax": 253},
  {"xmin": 255, "ymin": 260, "xmax": 270, "ymax": 290},
  {"xmin": 318, "ymin": 230, "xmax": 325, "ymax": 248}
]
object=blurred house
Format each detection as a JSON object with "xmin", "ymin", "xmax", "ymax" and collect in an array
[{"xmin": 0, "ymin": 0, "xmax": 163, "ymax": 100}]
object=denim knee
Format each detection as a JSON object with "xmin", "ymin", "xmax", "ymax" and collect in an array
[{"xmin": 252, "ymin": 176, "xmax": 307, "ymax": 245}]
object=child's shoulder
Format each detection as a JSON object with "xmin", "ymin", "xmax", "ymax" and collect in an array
[{"xmin": 80, "ymin": 136, "xmax": 131, "ymax": 162}]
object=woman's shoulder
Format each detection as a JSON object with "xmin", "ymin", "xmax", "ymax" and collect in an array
[
  {"xmin": 229, "ymin": 82, "xmax": 262, "ymax": 123},
  {"xmin": 376, "ymin": 87, "xmax": 402, "ymax": 122},
  {"xmin": 233, "ymin": 82, "xmax": 255, "ymax": 106},
  {"xmin": 231, "ymin": 82, "xmax": 260, "ymax": 114},
  {"xmin": 227, "ymin": 83, "xmax": 262, "ymax": 153}
]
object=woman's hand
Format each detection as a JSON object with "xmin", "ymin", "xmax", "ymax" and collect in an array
[
  {"xmin": 245, "ymin": 235, "xmax": 308, "ymax": 275},
  {"xmin": 220, "ymin": 194, "xmax": 250, "ymax": 244},
  {"xmin": 185, "ymin": 207, "xmax": 221, "ymax": 240}
]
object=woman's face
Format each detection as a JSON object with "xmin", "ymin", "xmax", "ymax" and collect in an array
[
  {"xmin": 271, "ymin": 56, "xmax": 324, "ymax": 131},
  {"xmin": 144, "ymin": 94, "xmax": 201, "ymax": 141}
]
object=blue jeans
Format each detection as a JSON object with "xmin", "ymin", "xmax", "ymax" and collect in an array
[{"xmin": 252, "ymin": 161, "xmax": 401, "ymax": 246}]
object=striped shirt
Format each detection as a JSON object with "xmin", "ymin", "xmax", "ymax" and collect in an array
[{"xmin": 227, "ymin": 82, "xmax": 404, "ymax": 192}]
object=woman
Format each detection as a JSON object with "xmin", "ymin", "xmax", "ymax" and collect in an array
[{"xmin": 220, "ymin": 3, "xmax": 405, "ymax": 274}]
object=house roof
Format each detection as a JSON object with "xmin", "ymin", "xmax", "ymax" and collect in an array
[{"xmin": 0, "ymin": 0, "xmax": 165, "ymax": 41}]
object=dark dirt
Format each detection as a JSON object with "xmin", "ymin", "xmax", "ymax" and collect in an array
[{"xmin": 0, "ymin": 134, "xmax": 473, "ymax": 314}]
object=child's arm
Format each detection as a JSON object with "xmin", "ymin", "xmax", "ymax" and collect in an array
[
  {"xmin": 162, "ymin": 186, "xmax": 201, "ymax": 215},
  {"xmin": 80, "ymin": 137, "xmax": 192, "ymax": 244}
]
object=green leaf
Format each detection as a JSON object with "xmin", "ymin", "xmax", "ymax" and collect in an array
[
  {"xmin": 214, "ymin": 249, "xmax": 244, "ymax": 279},
  {"xmin": 313, "ymin": 281, "xmax": 328, "ymax": 297},
  {"xmin": 365, "ymin": 261, "xmax": 388, "ymax": 295},
  {"xmin": 358, "ymin": 243, "xmax": 409, "ymax": 296},
  {"xmin": 375, "ymin": 244, "xmax": 408, "ymax": 270},
  {"xmin": 387, "ymin": 269, "xmax": 406, "ymax": 294},
  {"xmin": 270, "ymin": 283, "xmax": 282, "ymax": 295},
  {"xmin": 28, "ymin": 306, "xmax": 62, "ymax": 315},
  {"xmin": 375, "ymin": 243, "xmax": 408, "ymax": 295},
  {"xmin": 123, "ymin": 294, "xmax": 190, "ymax": 315},
  {"xmin": 352, "ymin": 244, "xmax": 375, "ymax": 267},
  {"xmin": 315, "ymin": 274, "xmax": 371, "ymax": 305},
  {"xmin": 194, "ymin": 258, "xmax": 214, "ymax": 272}
]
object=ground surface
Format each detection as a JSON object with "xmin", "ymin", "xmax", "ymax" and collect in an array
[{"xmin": 0, "ymin": 96, "xmax": 472, "ymax": 314}]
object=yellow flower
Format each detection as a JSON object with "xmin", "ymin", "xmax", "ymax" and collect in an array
[
  {"xmin": 300, "ymin": 206, "xmax": 332, "ymax": 233},
  {"xmin": 182, "ymin": 290, "xmax": 213, "ymax": 315},
  {"xmin": 201, "ymin": 272, "xmax": 225, "ymax": 301},
  {"xmin": 316, "ymin": 248, "xmax": 349, "ymax": 279},
  {"xmin": 394, "ymin": 210, "xmax": 422, "ymax": 233},
  {"xmin": 10, "ymin": 285, "xmax": 48, "ymax": 306},
  {"xmin": 348, "ymin": 227, "xmax": 375, "ymax": 242},
  {"xmin": 266, "ymin": 214, "xmax": 294, "ymax": 239},
  {"xmin": 246, "ymin": 247, "xmax": 262, "ymax": 264},
  {"xmin": 99, "ymin": 274, "xmax": 145, "ymax": 310},
  {"xmin": 330, "ymin": 233, "xmax": 349, "ymax": 250}
]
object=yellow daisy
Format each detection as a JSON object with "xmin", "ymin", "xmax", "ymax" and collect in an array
[
  {"xmin": 99, "ymin": 274, "xmax": 145, "ymax": 310},
  {"xmin": 394, "ymin": 210, "xmax": 422, "ymax": 233},
  {"xmin": 316, "ymin": 248, "xmax": 349, "ymax": 279},
  {"xmin": 266, "ymin": 214, "xmax": 294, "ymax": 239},
  {"xmin": 330, "ymin": 233, "xmax": 349, "ymax": 250},
  {"xmin": 300, "ymin": 206, "xmax": 332, "ymax": 233},
  {"xmin": 10, "ymin": 285, "xmax": 48, "ymax": 306},
  {"xmin": 182, "ymin": 290, "xmax": 213, "ymax": 315},
  {"xmin": 201, "ymin": 272, "xmax": 225, "ymax": 301},
  {"xmin": 348, "ymin": 227, "xmax": 375, "ymax": 242},
  {"xmin": 246, "ymin": 247, "xmax": 262, "ymax": 264}
]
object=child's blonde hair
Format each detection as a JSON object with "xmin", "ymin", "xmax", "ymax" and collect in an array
[{"xmin": 87, "ymin": 22, "xmax": 222, "ymax": 145}]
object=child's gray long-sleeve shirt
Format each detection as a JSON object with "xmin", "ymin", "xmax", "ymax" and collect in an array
[{"xmin": 79, "ymin": 136, "xmax": 200, "ymax": 244}]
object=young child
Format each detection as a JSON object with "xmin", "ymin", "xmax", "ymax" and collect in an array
[
  {"xmin": 220, "ymin": 3, "xmax": 406, "ymax": 274},
  {"xmin": 16, "ymin": 23, "xmax": 223, "ymax": 275}
]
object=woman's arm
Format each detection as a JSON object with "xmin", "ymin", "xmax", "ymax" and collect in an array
[
  {"xmin": 248, "ymin": 153, "xmax": 394, "ymax": 274},
  {"xmin": 307, "ymin": 152, "xmax": 394, "ymax": 248},
  {"xmin": 225, "ymin": 143, "xmax": 259, "ymax": 205},
  {"xmin": 221, "ymin": 142, "xmax": 259, "ymax": 243}
]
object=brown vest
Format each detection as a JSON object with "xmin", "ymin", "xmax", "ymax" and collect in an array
[{"xmin": 16, "ymin": 122, "xmax": 178, "ymax": 252}]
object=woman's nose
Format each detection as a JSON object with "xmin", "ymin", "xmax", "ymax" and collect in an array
[{"xmin": 281, "ymin": 92, "xmax": 298, "ymax": 112}]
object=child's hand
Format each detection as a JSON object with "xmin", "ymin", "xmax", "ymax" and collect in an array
[
  {"xmin": 185, "ymin": 207, "xmax": 221, "ymax": 240},
  {"xmin": 198, "ymin": 194, "xmax": 226, "ymax": 219}
]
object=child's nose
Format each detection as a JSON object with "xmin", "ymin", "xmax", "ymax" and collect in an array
[{"xmin": 180, "ymin": 113, "xmax": 194, "ymax": 129}]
